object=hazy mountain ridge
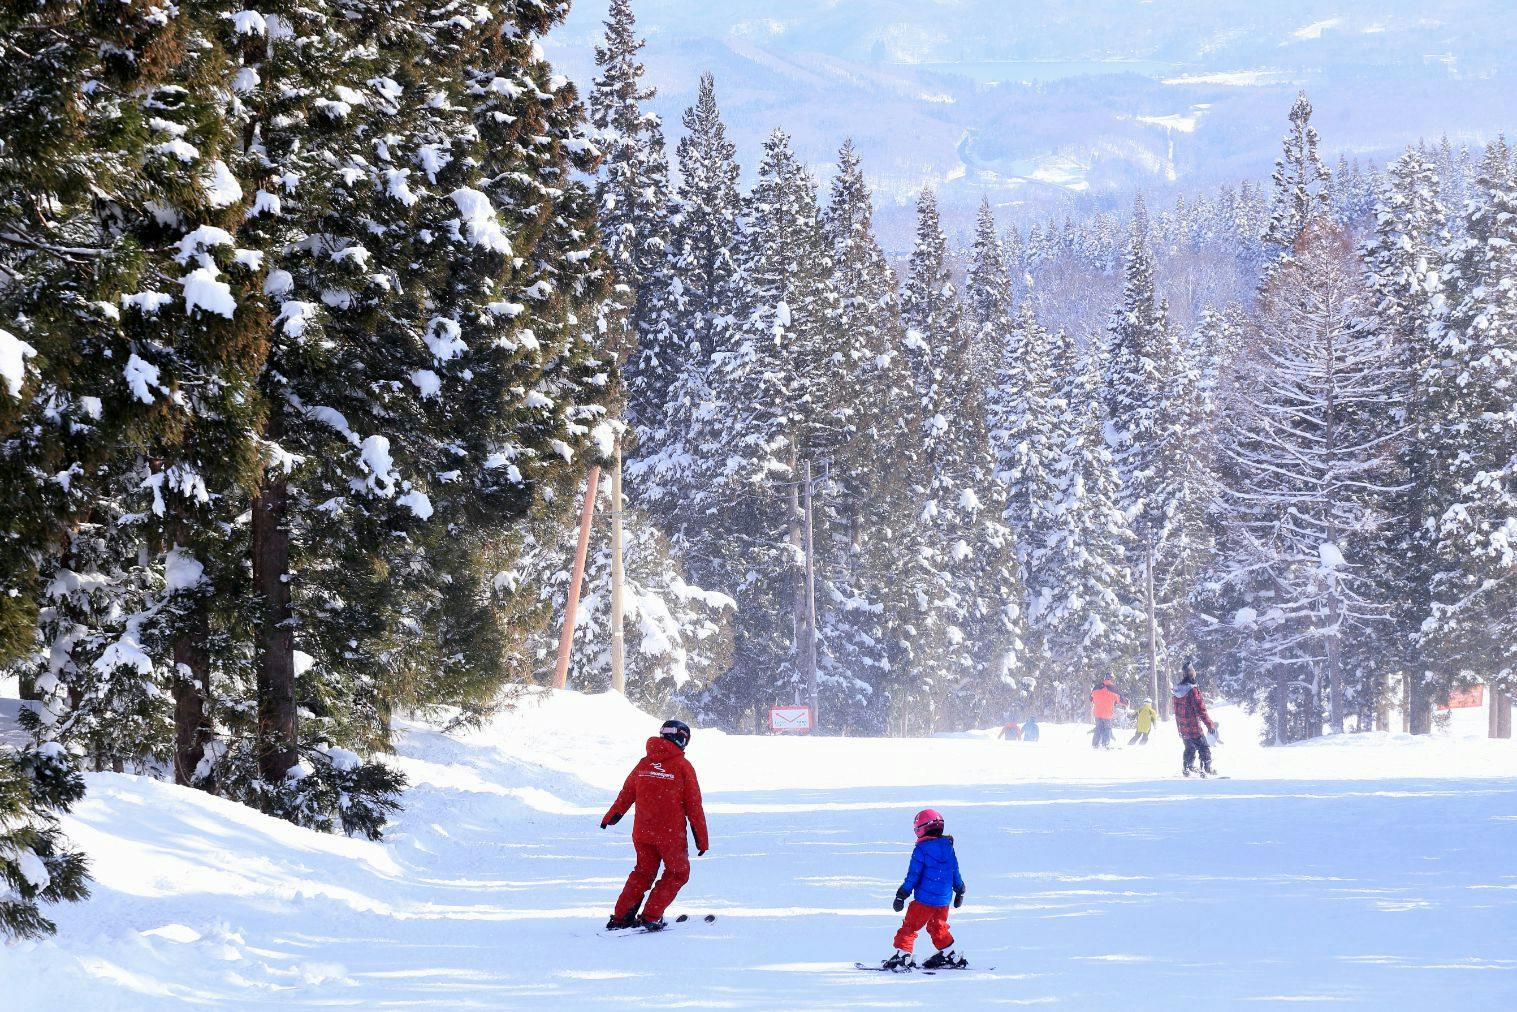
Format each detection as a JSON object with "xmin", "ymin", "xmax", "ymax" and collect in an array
[{"xmin": 545, "ymin": 1, "xmax": 1517, "ymax": 237}]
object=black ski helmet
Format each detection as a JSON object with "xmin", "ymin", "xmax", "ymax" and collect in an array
[{"xmin": 660, "ymin": 719, "xmax": 691, "ymax": 750}]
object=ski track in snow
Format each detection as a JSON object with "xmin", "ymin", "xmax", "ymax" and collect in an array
[{"xmin": 6, "ymin": 691, "xmax": 1517, "ymax": 1009}]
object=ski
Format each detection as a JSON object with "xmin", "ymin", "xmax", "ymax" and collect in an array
[
  {"xmin": 854, "ymin": 961, "xmax": 993, "ymax": 975},
  {"xmin": 602, "ymin": 913, "xmax": 717, "ymax": 936}
]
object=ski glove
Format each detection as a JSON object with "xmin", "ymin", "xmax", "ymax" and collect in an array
[
  {"xmin": 953, "ymin": 888, "xmax": 965, "ymax": 909},
  {"xmin": 601, "ymin": 812, "xmax": 623, "ymax": 829},
  {"xmin": 698, "ymin": 849, "xmax": 707, "ymax": 857},
  {"xmin": 892, "ymin": 891, "xmax": 908, "ymax": 913}
]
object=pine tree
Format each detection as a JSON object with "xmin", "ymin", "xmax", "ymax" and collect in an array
[
  {"xmin": 1035, "ymin": 328, "xmax": 1137, "ymax": 708},
  {"xmin": 1265, "ymin": 92, "xmax": 1333, "ymax": 252},
  {"xmin": 819, "ymin": 140, "xmax": 928, "ymax": 731},
  {"xmin": 590, "ymin": 0, "xmax": 674, "ymax": 440},
  {"xmin": 0, "ymin": 743, "xmax": 90, "ymax": 940},
  {"xmin": 1218, "ymin": 221, "xmax": 1397, "ymax": 739},
  {"xmin": 1363, "ymin": 146, "xmax": 1449, "ymax": 733},
  {"xmin": 1424, "ymin": 140, "xmax": 1517, "ymax": 715},
  {"xmin": 628, "ymin": 73, "xmax": 742, "ymax": 535},
  {"xmin": 1104, "ymin": 196, "xmax": 1211, "ymax": 702},
  {"xmin": 899, "ymin": 189, "xmax": 1028, "ymax": 727},
  {"xmin": 689, "ymin": 129, "xmax": 835, "ymax": 725}
]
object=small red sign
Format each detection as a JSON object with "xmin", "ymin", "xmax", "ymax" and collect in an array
[
  {"xmin": 1440, "ymin": 685, "xmax": 1486, "ymax": 710},
  {"xmin": 769, "ymin": 706, "xmax": 814, "ymax": 733}
]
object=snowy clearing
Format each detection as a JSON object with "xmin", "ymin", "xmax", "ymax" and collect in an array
[{"xmin": 6, "ymin": 690, "xmax": 1517, "ymax": 1009}]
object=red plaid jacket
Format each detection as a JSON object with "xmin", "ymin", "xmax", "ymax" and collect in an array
[{"xmin": 1173, "ymin": 685, "xmax": 1214, "ymax": 739}]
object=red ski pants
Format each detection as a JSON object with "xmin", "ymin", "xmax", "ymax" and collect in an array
[
  {"xmin": 614, "ymin": 839, "xmax": 690, "ymax": 921},
  {"xmin": 893, "ymin": 900, "xmax": 954, "ymax": 953}
]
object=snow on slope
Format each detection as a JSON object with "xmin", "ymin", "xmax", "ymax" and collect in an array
[{"xmin": 5, "ymin": 690, "xmax": 1517, "ymax": 1009}]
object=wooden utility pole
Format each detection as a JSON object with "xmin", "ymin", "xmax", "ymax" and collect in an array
[
  {"xmin": 553, "ymin": 465, "xmax": 601, "ymax": 691},
  {"xmin": 610, "ymin": 440, "xmax": 626, "ymax": 695},
  {"xmin": 1144, "ymin": 547, "xmax": 1163, "ymax": 720},
  {"xmin": 802, "ymin": 460, "xmax": 819, "ymax": 726}
]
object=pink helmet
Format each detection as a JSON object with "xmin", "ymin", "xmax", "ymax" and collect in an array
[{"xmin": 913, "ymin": 808, "xmax": 944, "ymax": 840}]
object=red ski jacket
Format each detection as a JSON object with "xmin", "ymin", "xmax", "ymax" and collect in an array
[
  {"xmin": 603, "ymin": 737, "xmax": 709, "ymax": 852},
  {"xmin": 1091, "ymin": 686, "xmax": 1124, "ymax": 720}
]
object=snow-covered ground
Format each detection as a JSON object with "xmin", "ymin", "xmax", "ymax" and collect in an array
[{"xmin": 6, "ymin": 690, "xmax": 1517, "ymax": 1009}]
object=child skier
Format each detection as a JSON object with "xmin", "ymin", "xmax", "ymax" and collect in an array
[
  {"xmin": 1173, "ymin": 661, "xmax": 1219, "ymax": 777},
  {"xmin": 881, "ymin": 809, "xmax": 967, "ymax": 970},
  {"xmin": 601, "ymin": 719, "xmax": 709, "ymax": 931},
  {"xmin": 1128, "ymin": 698, "xmax": 1157, "ymax": 745}
]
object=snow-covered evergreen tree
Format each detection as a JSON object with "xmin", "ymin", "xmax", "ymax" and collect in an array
[
  {"xmin": 1218, "ymin": 221, "xmax": 1397, "ymax": 739},
  {"xmin": 1103, "ymin": 197, "xmax": 1212, "ymax": 696},
  {"xmin": 688, "ymin": 129, "xmax": 835, "ymax": 725},
  {"xmin": 1035, "ymin": 328, "xmax": 1137, "ymax": 707},
  {"xmin": 627, "ymin": 73, "xmax": 742, "ymax": 536},
  {"xmin": 1265, "ymin": 92, "xmax": 1333, "ymax": 253},
  {"xmin": 1424, "ymin": 140, "xmax": 1517, "ymax": 712},
  {"xmin": 817, "ymin": 141, "xmax": 928, "ymax": 732},
  {"xmin": 590, "ymin": 0, "xmax": 675, "ymax": 442},
  {"xmin": 900, "ymin": 190, "xmax": 1029, "ymax": 727},
  {"xmin": 1363, "ymin": 146, "xmax": 1450, "ymax": 733},
  {"xmin": 0, "ymin": 743, "xmax": 89, "ymax": 940}
]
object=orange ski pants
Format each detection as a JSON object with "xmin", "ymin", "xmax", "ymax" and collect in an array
[{"xmin": 893, "ymin": 900, "xmax": 954, "ymax": 953}]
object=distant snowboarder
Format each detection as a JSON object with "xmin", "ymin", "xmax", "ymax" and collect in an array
[
  {"xmin": 1091, "ymin": 678, "xmax": 1127, "ymax": 748},
  {"xmin": 998, "ymin": 720, "xmax": 1022, "ymax": 741},
  {"xmin": 880, "ymin": 809, "xmax": 968, "ymax": 970},
  {"xmin": 1021, "ymin": 716, "xmax": 1040, "ymax": 742},
  {"xmin": 601, "ymin": 719, "xmax": 709, "ymax": 931},
  {"xmin": 1172, "ymin": 661, "xmax": 1219, "ymax": 777},
  {"xmin": 1128, "ymin": 698, "xmax": 1158, "ymax": 745}
]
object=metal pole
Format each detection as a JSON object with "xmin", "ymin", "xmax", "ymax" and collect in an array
[
  {"xmin": 553, "ymin": 465, "xmax": 601, "ymax": 690},
  {"xmin": 610, "ymin": 440, "xmax": 626, "ymax": 694},
  {"xmin": 803, "ymin": 460, "xmax": 819, "ymax": 728}
]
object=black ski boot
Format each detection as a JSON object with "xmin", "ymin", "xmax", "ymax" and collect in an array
[
  {"xmin": 637, "ymin": 916, "xmax": 667, "ymax": 932},
  {"xmin": 1182, "ymin": 764, "xmax": 1193, "ymax": 777},
  {"xmin": 881, "ymin": 950, "xmax": 916, "ymax": 971},
  {"xmin": 922, "ymin": 948, "xmax": 967, "ymax": 969},
  {"xmin": 605, "ymin": 912, "xmax": 638, "ymax": 931}
]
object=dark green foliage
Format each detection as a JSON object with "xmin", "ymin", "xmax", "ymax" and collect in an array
[{"xmin": 0, "ymin": 743, "xmax": 90, "ymax": 940}]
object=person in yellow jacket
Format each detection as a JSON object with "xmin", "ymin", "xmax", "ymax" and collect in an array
[{"xmin": 1128, "ymin": 699, "xmax": 1158, "ymax": 745}]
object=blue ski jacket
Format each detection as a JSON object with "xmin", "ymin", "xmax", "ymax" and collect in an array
[{"xmin": 898, "ymin": 835, "xmax": 965, "ymax": 907}]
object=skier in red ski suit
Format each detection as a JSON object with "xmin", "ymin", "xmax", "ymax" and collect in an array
[{"xmin": 601, "ymin": 719, "xmax": 709, "ymax": 931}]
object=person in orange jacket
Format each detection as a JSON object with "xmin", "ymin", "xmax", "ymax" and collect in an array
[
  {"xmin": 601, "ymin": 719, "xmax": 709, "ymax": 931},
  {"xmin": 1090, "ymin": 677, "xmax": 1127, "ymax": 749}
]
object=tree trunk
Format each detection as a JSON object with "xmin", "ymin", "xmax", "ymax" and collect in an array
[
  {"xmin": 1409, "ymin": 665, "xmax": 1433, "ymax": 735},
  {"xmin": 171, "ymin": 605, "xmax": 212, "ymax": 787},
  {"xmin": 1145, "ymin": 548, "xmax": 1163, "ymax": 720},
  {"xmin": 1325, "ymin": 615, "xmax": 1344, "ymax": 734},
  {"xmin": 252, "ymin": 468, "xmax": 298, "ymax": 782},
  {"xmin": 1493, "ymin": 690, "xmax": 1513, "ymax": 740},
  {"xmin": 1273, "ymin": 667, "xmax": 1290, "ymax": 744}
]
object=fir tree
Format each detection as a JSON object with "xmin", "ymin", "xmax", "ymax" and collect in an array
[
  {"xmin": 590, "ymin": 0, "xmax": 675, "ymax": 440},
  {"xmin": 1363, "ymin": 146, "xmax": 1450, "ymax": 733},
  {"xmin": 819, "ymin": 140, "xmax": 928, "ymax": 731},
  {"xmin": 1424, "ymin": 140, "xmax": 1517, "ymax": 713},
  {"xmin": 1265, "ymin": 92, "xmax": 1333, "ymax": 253},
  {"xmin": 1036, "ymin": 328, "xmax": 1137, "ymax": 706},
  {"xmin": 1218, "ymin": 221, "xmax": 1397, "ymax": 739},
  {"xmin": 0, "ymin": 743, "xmax": 90, "ymax": 940},
  {"xmin": 1104, "ymin": 196, "xmax": 1211, "ymax": 696}
]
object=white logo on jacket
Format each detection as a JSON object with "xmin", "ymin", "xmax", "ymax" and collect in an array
[{"xmin": 642, "ymin": 761, "xmax": 675, "ymax": 780}]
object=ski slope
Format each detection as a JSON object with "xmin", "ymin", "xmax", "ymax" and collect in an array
[{"xmin": 6, "ymin": 690, "xmax": 1517, "ymax": 1009}]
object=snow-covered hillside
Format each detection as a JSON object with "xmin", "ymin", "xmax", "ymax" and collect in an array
[
  {"xmin": 5, "ymin": 690, "xmax": 1516, "ymax": 1008},
  {"xmin": 545, "ymin": 0, "xmax": 1517, "ymax": 235}
]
